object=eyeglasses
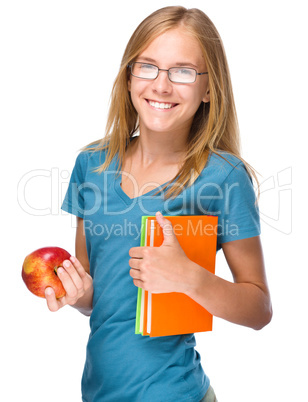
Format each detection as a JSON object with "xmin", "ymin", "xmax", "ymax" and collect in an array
[{"xmin": 128, "ymin": 62, "xmax": 208, "ymax": 84}]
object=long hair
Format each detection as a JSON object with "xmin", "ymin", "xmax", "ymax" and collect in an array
[{"xmin": 85, "ymin": 6, "xmax": 259, "ymax": 199}]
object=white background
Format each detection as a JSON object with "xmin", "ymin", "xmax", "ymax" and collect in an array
[{"xmin": 1, "ymin": 0, "xmax": 307, "ymax": 401}]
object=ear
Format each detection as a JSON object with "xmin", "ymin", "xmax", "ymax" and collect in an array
[
  {"xmin": 202, "ymin": 88, "xmax": 210, "ymax": 103},
  {"xmin": 127, "ymin": 66, "xmax": 132, "ymax": 92}
]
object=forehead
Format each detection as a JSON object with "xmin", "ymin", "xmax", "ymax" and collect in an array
[{"xmin": 138, "ymin": 27, "xmax": 206, "ymax": 68}]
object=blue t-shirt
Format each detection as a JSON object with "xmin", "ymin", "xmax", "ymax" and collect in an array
[{"xmin": 61, "ymin": 146, "xmax": 260, "ymax": 402}]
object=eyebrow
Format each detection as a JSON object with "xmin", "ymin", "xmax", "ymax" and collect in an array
[{"xmin": 137, "ymin": 56, "xmax": 199, "ymax": 69}]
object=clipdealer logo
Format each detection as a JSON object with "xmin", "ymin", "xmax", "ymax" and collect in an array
[
  {"xmin": 17, "ymin": 166, "xmax": 293, "ymax": 235},
  {"xmin": 258, "ymin": 167, "xmax": 293, "ymax": 235},
  {"xmin": 17, "ymin": 168, "xmax": 70, "ymax": 216}
]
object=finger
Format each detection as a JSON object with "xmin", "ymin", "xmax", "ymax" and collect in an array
[
  {"xmin": 56, "ymin": 267, "xmax": 79, "ymax": 299},
  {"xmin": 130, "ymin": 271, "xmax": 144, "ymax": 288},
  {"xmin": 129, "ymin": 247, "xmax": 145, "ymax": 258},
  {"xmin": 129, "ymin": 268, "xmax": 141, "ymax": 279},
  {"xmin": 155, "ymin": 211, "xmax": 173, "ymax": 234},
  {"xmin": 133, "ymin": 279, "xmax": 144, "ymax": 288},
  {"xmin": 62, "ymin": 259, "xmax": 84, "ymax": 290},
  {"xmin": 45, "ymin": 287, "xmax": 61, "ymax": 312},
  {"xmin": 69, "ymin": 256, "xmax": 88, "ymax": 279},
  {"xmin": 128, "ymin": 258, "xmax": 141, "ymax": 270},
  {"xmin": 155, "ymin": 211, "xmax": 177, "ymax": 246}
]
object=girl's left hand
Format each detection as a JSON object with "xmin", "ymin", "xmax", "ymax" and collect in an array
[{"xmin": 128, "ymin": 212, "xmax": 191, "ymax": 294}]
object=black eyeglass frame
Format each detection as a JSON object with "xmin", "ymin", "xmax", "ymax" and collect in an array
[{"xmin": 127, "ymin": 62, "xmax": 208, "ymax": 84}]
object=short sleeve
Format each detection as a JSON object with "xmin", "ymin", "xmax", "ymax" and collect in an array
[
  {"xmin": 61, "ymin": 151, "xmax": 88, "ymax": 219},
  {"xmin": 208, "ymin": 161, "xmax": 261, "ymax": 251}
]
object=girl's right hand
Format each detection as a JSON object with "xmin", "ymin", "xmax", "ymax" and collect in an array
[{"xmin": 44, "ymin": 255, "xmax": 93, "ymax": 312}]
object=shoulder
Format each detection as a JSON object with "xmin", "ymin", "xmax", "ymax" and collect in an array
[
  {"xmin": 74, "ymin": 142, "xmax": 109, "ymax": 170},
  {"xmin": 200, "ymin": 152, "xmax": 260, "ymax": 248},
  {"xmin": 199, "ymin": 150, "xmax": 251, "ymax": 187},
  {"xmin": 207, "ymin": 150, "xmax": 242, "ymax": 172}
]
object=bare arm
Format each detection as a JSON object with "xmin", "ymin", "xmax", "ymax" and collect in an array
[
  {"xmin": 185, "ymin": 236, "xmax": 273, "ymax": 330},
  {"xmin": 75, "ymin": 216, "xmax": 90, "ymax": 274},
  {"xmin": 45, "ymin": 217, "xmax": 93, "ymax": 316}
]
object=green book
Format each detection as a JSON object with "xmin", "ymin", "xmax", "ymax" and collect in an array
[{"xmin": 135, "ymin": 216, "xmax": 154, "ymax": 335}]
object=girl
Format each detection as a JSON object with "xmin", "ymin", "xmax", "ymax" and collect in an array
[{"xmin": 45, "ymin": 6, "xmax": 272, "ymax": 402}]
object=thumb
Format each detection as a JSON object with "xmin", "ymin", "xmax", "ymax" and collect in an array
[{"xmin": 155, "ymin": 211, "xmax": 178, "ymax": 247}]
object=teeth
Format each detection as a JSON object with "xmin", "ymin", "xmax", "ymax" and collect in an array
[{"xmin": 149, "ymin": 101, "xmax": 174, "ymax": 109}]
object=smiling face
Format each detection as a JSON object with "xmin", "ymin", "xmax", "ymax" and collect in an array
[{"xmin": 128, "ymin": 27, "xmax": 210, "ymax": 140}]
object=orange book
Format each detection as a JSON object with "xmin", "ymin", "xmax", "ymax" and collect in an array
[{"xmin": 138, "ymin": 215, "xmax": 218, "ymax": 337}]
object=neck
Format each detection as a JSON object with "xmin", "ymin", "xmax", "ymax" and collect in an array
[{"xmin": 130, "ymin": 126, "xmax": 189, "ymax": 166}]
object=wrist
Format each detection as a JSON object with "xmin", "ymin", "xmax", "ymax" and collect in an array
[
  {"xmin": 181, "ymin": 258, "xmax": 205, "ymax": 297},
  {"xmin": 71, "ymin": 284, "xmax": 93, "ymax": 316}
]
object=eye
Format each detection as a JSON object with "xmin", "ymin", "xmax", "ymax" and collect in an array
[
  {"xmin": 140, "ymin": 63, "xmax": 156, "ymax": 71},
  {"xmin": 177, "ymin": 68, "xmax": 194, "ymax": 76}
]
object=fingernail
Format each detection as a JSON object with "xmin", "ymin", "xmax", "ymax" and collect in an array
[
  {"xmin": 63, "ymin": 260, "xmax": 70, "ymax": 268},
  {"xmin": 45, "ymin": 288, "xmax": 53, "ymax": 296},
  {"xmin": 70, "ymin": 256, "xmax": 76, "ymax": 263},
  {"xmin": 57, "ymin": 267, "xmax": 64, "ymax": 274}
]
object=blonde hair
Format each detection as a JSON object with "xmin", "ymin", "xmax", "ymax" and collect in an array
[{"xmin": 85, "ymin": 6, "xmax": 259, "ymax": 199}]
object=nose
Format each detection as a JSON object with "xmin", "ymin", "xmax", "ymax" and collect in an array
[{"xmin": 152, "ymin": 69, "xmax": 173, "ymax": 94}]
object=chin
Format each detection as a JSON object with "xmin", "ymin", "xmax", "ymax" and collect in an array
[{"xmin": 141, "ymin": 120, "xmax": 179, "ymax": 135}]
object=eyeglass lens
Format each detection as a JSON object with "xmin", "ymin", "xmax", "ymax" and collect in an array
[{"xmin": 131, "ymin": 62, "xmax": 197, "ymax": 83}]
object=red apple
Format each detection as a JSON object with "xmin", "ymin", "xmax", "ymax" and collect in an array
[{"xmin": 22, "ymin": 247, "xmax": 70, "ymax": 298}]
